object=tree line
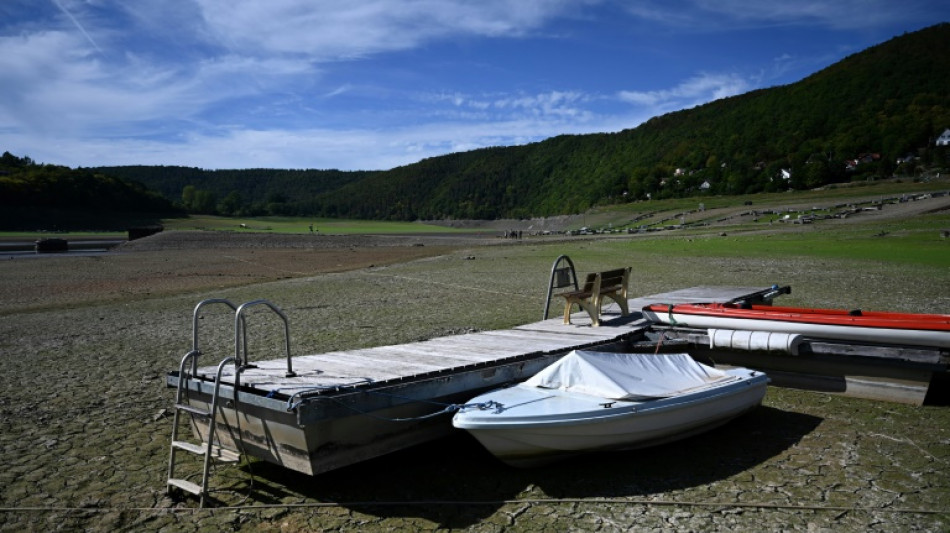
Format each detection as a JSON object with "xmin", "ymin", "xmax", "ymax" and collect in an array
[{"xmin": 0, "ymin": 152, "xmax": 179, "ymax": 230}]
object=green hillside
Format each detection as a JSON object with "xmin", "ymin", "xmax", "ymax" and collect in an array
[
  {"xmin": 314, "ymin": 23, "xmax": 949, "ymax": 220},
  {"xmin": 92, "ymin": 166, "xmax": 377, "ymax": 217},
  {"xmin": 0, "ymin": 152, "xmax": 179, "ymax": 231},
  {"xmin": 91, "ymin": 23, "xmax": 950, "ymax": 220}
]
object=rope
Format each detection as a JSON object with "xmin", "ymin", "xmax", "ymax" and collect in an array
[
  {"xmin": 0, "ymin": 498, "xmax": 943, "ymax": 515},
  {"xmin": 666, "ymin": 304, "xmax": 680, "ymax": 326},
  {"xmin": 653, "ymin": 331, "xmax": 665, "ymax": 355}
]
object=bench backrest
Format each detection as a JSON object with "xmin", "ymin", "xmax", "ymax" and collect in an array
[
  {"xmin": 580, "ymin": 272, "xmax": 598, "ymax": 292},
  {"xmin": 580, "ymin": 268, "xmax": 630, "ymax": 293},
  {"xmin": 599, "ymin": 268, "xmax": 628, "ymax": 289}
]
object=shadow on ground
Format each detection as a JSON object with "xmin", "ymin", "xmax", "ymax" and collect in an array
[{"xmin": 228, "ymin": 404, "xmax": 821, "ymax": 528}]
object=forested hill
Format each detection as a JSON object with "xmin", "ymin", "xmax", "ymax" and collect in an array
[
  {"xmin": 92, "ymin": 166, "xmax": 377, "ymax": 216},
  {"xmin": 99, "ymin": 23, "xmax": 949, "ymax": 220},
  {"xmin": 0, "ymin": 152, "xmax": 178, "ymax": 230}
]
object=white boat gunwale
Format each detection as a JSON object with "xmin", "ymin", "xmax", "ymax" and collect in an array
[
  {"xmin": 646, "ymin": 309, "xmax": 950, "ymax": 349},
  {"xmin": 453, "ymin": 370, "xmax": 767, "ymax": 430}
]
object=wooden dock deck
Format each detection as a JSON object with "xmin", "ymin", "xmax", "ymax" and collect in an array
[{"xmin": 169, "ymin": 286, "xmax": 773, "ymax": 476}]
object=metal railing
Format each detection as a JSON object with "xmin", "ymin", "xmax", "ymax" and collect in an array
[
  {"xmin": 235, "ymin": 299, "xmax": 296, "ymax": 377},
  {"xmin": 542, "ymin": 255, "xmax": 579, "ymax": 320}
]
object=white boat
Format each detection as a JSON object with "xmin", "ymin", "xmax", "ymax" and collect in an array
[
  {"xmin": 452, "ymin": 351, "xmax": 768, "ymax": 467},
  {"xmin": 642, "ymin": 303, "xmax": 950, "ymax": 348}
]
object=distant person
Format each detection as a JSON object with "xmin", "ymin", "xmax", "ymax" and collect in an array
[{"xmin": 309, "ymin": 224, "xmax": 314, "ymax": 234}]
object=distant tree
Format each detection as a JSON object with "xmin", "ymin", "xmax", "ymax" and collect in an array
[
  {"xmin": 192, "ymin": 190, "xmax": 217, "ymax": 214},
  {"xmin": 218, "ymin": 191, "xmax": 244, "ymax": 216},
  {"xmin": 1, "ymin": 151, "xmax": 28, "ymax": 168},
  {"xmin": 803, "ymin": 158, "xmax": 835, "ymax": 188},
  {"xmin": 181, "ymin": 185, "xmax": 197, "ymax": 210},
  {"xmin": 181, "ymin": 184, "xmax": 217, "ymax": 214}
]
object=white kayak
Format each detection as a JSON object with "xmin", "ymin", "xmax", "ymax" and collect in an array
[{"xmin": 452, "ymin": 351, "xmax": 768, "ymax": 467}]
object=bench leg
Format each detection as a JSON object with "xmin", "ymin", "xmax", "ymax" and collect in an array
[
  {"xmin": 563, "ymin": 298, "xmax": 600, "ymax": 326},
  {"xmin": 562, "ymin": 299, "xmax": 574, "ymax": 324},
  {"xmin": 604, "ymin": 294, "xmax": 630, "ymax": 316},
  {"xmin": 587, "ymin": 296, "xmax": 601, "ymax": 327}
]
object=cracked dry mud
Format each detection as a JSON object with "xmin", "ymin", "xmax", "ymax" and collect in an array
[{"xmin": 0, "ymin": 229, "xmax": 948, "ymax": 532}]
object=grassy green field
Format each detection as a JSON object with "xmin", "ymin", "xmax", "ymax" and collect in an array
[{"xmin": 609, "ymin": 221, "xmax": 950, "ymax": 268}]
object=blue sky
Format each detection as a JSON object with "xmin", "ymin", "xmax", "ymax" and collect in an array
[{"xmin": 1, "ymin": 1, "xmax": 946, "ymax": 171}]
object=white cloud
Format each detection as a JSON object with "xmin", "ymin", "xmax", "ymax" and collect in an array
[
  {"xmin": 0, "ymin": 101, "xmax": 641, "ymax": 171},
  {"xmin": 623, "ymin": 0, "xmax": 929, "ymax": 30},
  {"xmin": 425, "ymin": 90, "xmax": 596, "ymax": 122},
  {"xmin": 693, "ymin": 0, "xmax": 918, "ymax": 29},
  {"xmin": 0, "ymin": 27, "xmax": 319, "ymax": 138},
  {"xmin": 618, "ymin": 72, "xmax": 751, "ymax": 110},
  {"xmin": 192, "ymin": 0, "xmax": 585, "ymax": 59}
]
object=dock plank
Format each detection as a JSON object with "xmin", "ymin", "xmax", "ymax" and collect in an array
[{"xmin": 199, "ymin": 286, "xmax": 775, "ymax": 393}]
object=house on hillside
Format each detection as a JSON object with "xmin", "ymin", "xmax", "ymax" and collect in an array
[
  {"xmin": 768, "ymin": 169, "xmax": 792, "ymax": 183},
  {"xmin": 937, "ymin": 129, "xmax": 950, "ymax": 146}
]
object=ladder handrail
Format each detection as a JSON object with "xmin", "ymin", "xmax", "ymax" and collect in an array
[
  {"xmin": 167, "ymin": 349, "xmax": 201, "ymax": 491},
  {"xmin": 234, "ymin": 299, "xmax": 296, "ymax": 377},
  {"xmin": 542, "ymin": 255, "xmax": 579, "ymax": 320},
  {"xmin": 173, "ymin": 349, "xmax": 200, "ymax": 406},
  {"xmin": 197, "ymin": 355, "xmax": 239, "ymax": 507}
]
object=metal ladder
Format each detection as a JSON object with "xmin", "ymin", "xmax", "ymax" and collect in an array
[
  {"xmin": 166, "ymin": 353, "xmax": 242, "ymax": 507},
  {"xmin": 166, "ymin": 298, "xmax": 296, "ymax": 507},
  {"xmin": 166, "ymin": 298, "xmax": 244, "ymax": 507}
]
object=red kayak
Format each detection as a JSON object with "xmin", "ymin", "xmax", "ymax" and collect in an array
[{"xmin": 642, "ymin": 303, "xmax": 950, "ymax": 348}]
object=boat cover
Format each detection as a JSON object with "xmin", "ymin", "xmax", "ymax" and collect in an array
[{"xmin": 524, "ymin": 351, "xmax": 730, "ymax": 400}]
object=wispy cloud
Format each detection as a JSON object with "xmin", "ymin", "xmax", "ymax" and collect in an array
[
  {"xmin": 191, "ymin": 0, "xmax": 585, "ymax": 59},
  {"xmin": 617, "ymin": 73, "xmax": 751, "ymax": 110},
  {"xmin": 51, "ymin": 0, "xmax": 102, "ymax": 53},
  {"xmin": 623, "ymin": 0, "xmax": 929, "ymax": 30},
  {"xmin": 426, "ymin": 90, "xmax": 595, "ymax": 121}
]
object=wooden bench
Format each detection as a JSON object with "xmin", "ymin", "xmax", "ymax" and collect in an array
[{"xmin": 558, "ymin": 267, "xmax": 631, "ymax": 326}]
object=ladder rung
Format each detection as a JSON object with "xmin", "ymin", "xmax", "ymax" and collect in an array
[
  {"xmin": 172, "ymin": 440, "xmax": 241, "ymax": 462},
  {"xmin": 167, "ymin": 478, "xmax": 203, "ymax": 495},
  {"xmin": 176, "ymin": 404, "xmax": 211, "ymax": 418}
]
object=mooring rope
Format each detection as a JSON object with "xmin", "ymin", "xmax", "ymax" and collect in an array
[{"xmin": 666, "ymin": 304, "xmax": 680, "ymax": 326}]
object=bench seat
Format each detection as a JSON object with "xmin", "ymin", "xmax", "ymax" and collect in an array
[{"xmin": 558, "ymin": 267, "xmax": 631, "ymax": 326}]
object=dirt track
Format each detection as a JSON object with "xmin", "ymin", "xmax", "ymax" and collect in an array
[{"xmin": 1, "ymin": 198, "xmax": 949, "ymax": 531}]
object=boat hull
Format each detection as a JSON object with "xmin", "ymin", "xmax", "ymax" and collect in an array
[
  {"xmin": 643, "ymin": 304, "xmax": 950, "ymax": 348},
  {"xmin": 453, "ymin": 368, "xmax": 768, "ymax": 467}
]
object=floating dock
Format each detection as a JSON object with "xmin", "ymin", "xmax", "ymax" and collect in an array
[
  {"xmin": 166, "ymin": 286, "xmax": 776, "ymax": 478},
  {"xmin": 166, "ymin": 283, "xmax": 948, "ymax": 496}
]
